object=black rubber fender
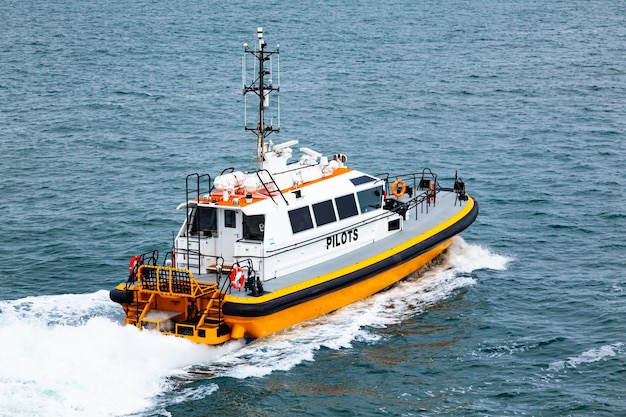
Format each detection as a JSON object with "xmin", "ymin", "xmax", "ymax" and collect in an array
[{"xmin": 109, "ymin": 288, "xmax": 135, "ymax": 304}]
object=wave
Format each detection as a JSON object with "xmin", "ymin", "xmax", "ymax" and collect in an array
[
  {"xmin": 0, "ymin": 292, "xmax": 227, "ymax": 417},
  {"xmin": 0, "ymin": 238, "xmax": 506, "ymax": 417},
  {"xmin": 479, "ymin": 336, "xmax": 567, "ymax": 357},
  {"xmin": 187, "ymin": 238, "xmax": 510, "ymax": 381},
  {"xmin": 548, "ymin": 342, "xmax": 624, "ymax": 372}
]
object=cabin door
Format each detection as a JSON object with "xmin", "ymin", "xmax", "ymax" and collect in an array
[{"xmin": 219, "ymin": 209, "xmax": 240, "ymax": 266}]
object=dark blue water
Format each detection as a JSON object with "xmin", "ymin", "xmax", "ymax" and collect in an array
[{"xmin": 1, "ymin": 0, "xmax": 625, "ymax": 416}]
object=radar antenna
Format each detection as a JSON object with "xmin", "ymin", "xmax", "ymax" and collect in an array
[{"xmin": 242, "ymin": 27, "xmax": 280, "ymax": 169}]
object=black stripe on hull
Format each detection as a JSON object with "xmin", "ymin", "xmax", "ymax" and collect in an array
[{"xmin": 223, "ymin": 200, "xmax": 479, "ymax": 318}]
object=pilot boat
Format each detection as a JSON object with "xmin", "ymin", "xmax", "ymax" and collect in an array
[{"xmin": 110, "ymin": 28, "xmax": 479, "ymax": 345}]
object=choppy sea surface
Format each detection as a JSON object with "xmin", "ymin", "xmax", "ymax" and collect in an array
[{"xmin": 1, "ymin": 0, "xmax": 625, "ymax": 416}]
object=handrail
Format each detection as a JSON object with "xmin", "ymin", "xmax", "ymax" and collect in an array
[
  {"xmin": 209, "ymin": 167, "xmax": 235, "ymax": 194},
  {"xmin": 137, "ymin": 265, "xmax": 217, "ymax": 298},
  {"xmin": 184, "ymin": 173, "xmax": 211, "ymax": 272},
  {"xmin": 256, "ymin": 169, "xmax": 289, "ymax": 206},
  {"xmin": 377, "ymin": 169, "xmax": 439, "ymax": 198}
]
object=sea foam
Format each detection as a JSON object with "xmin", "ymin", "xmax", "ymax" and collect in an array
[{"xmin": 0, "ymin": 238, "xmax": 503, "ymax": 416}]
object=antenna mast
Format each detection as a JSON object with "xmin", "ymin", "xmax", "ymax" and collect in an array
[{"xmin": 243, "ymin": 27, "xmax": 280, "ymax": 169}]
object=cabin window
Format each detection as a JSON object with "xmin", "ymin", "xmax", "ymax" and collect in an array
[
  {"xmin": 357, "ymin": 186, "xmax": 383, "ymax": 214},
  {"xmin": 289, "ymin": 206, "xmax": 314, "ymax": 234},
  {"xmin": 312, "ymin": 200, "xmax": 336, "ymax": 226},
  {"xmin": 335, "ymin": 194, "xmax": 358, "ymax": 220},
  {"xmin": 190, "ymin": 206, "xmax": 217, "ymax": 235},
  {"xmin": 224, "ymin": 210, "xmax": 236, "ymax": 228},
  {"xmin": 243, "ymin": 214, "xmax": 265, "ymax": 241}
]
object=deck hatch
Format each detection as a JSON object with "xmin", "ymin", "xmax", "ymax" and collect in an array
[{"xmin": 350, "ymin": 175, "xmax": 376, "ymax": 186}]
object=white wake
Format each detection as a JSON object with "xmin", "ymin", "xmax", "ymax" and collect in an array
[{"xmin": 0, "ymin": 238, "xmax": 508, "ymax": 417}]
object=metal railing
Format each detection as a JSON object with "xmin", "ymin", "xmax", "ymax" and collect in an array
[{"xmin": 137, "ymin": 265, "xmax": 217, "ymax": 298}]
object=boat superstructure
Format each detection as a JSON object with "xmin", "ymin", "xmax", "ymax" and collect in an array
[{"xmin": 110, "ymin": 28, "xmax": 478, "ymax": 345}]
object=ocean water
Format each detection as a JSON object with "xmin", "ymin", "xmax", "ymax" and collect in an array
[{"xmin": 1, "ymin": 0, "xmax": 625, "ymax": 416}]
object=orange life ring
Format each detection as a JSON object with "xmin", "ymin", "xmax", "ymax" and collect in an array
[
  {"xmin": 229, "ymin": 266, "xmax": 246, "ymax": 290},
  {"xmin": 128, "ymin": 255, "xmax": 142, "ymax": 279},
  {"xmin": 391, "ymin": 179, "xmax": 406, "ymax": 198}
]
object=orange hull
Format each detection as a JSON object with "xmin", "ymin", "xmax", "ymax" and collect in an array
[{"xmin": 224, "ymin": 238, "xmax": 453, "ymax": 339}]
